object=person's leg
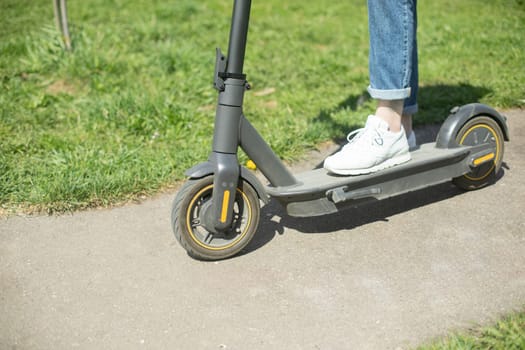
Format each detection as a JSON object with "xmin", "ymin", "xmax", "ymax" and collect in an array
[
  {"xmin": 324, "ymin": 0, "xmax": 418, "ymax": 175},
  {"xmin": 376, "ymin": 99, "xmax": 404, "ymax": 132},
  {"xmin": 402, "ymin": 114, "xmax": 413, "ymax": 136},
  {"xmin": 368, "ymin": 0, "xmax": 418, "ymax": 130},
  {"xmin": 402, "ymin": 0, "xmax": 418, "ymax": 144}
]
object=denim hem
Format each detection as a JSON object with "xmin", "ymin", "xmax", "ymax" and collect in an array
[{"xmin": 367, "ymin": 85, "xmax": 411, "ymax": 100}]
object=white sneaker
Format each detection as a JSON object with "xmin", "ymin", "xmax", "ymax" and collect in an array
[
  {"xmin": 407, "ymin": 130, "xmax": 417, "ymax": 150},
  {"xmin": 323, "ymin": 115, "xmax": 411, "ymax": 175}
]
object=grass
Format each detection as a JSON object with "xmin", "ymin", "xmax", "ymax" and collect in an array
[
  {"xmin": 416, "ymin": 310, "xmax": 525, "ymax": 350},
  {"xmin": 1, "ymin": 0, "xmax": 524, "ymax": 214}
]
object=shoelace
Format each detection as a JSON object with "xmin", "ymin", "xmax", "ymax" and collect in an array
[
  {"xmin": 344, "ymin": 127, "xmax": 383, "ymax": 149},
  {"xmin": 346, "ymin": 128, "xmax": 364, "ymax": 143}
]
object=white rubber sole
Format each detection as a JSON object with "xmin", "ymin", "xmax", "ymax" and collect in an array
[{"xmin": 325, "ymin": 152, "xmax": 411, "ymax": 176}]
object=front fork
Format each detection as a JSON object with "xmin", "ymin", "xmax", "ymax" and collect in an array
[{"xmin": 209, "ymin": 50, "xmax": 249, "ymax": 231}]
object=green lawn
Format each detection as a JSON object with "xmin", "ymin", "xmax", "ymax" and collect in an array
[
  {"xmin": 416, "ymin": 310, "xmax": 525, "ymax": 350},
  {"xmin": 1, "ymin": 1, "xmax": 524, "ymax": 346},
  {"xmin": 1, "ymin": 0, "xmax": 524, "ymax": 213}
]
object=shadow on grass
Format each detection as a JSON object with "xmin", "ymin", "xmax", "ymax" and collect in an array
[
  {"xmin": 417, "ymin": 83, "xmax": 493, "ymax": 124},
  {"xmin": 303, "ymin": 83, "xmax": 494, "ymax": 171},
  {"xmin": 309, "ymin": 83, "xmax": 493, "ymax": 142}
]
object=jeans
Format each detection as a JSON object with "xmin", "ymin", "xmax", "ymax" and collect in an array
[{"xmin": 367, "ymin": 0, "xmax": 418, "ymax": 115}]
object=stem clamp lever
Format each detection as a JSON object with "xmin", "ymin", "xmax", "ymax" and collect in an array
[
  {"xmin": 214, "ymin": 48, "xmax": 249, "ymax": 91},
  {"xmin": 213, "ymin": 48, "xmax": 227, "ymax": 91}
]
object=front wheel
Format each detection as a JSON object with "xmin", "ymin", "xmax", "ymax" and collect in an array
[
  {"xmin": 171, "ymin": 176, "xmax": 260, "ymax": 260},
  {"xmin": 453, "ymin": 116, "xmax": 505, "ymax": 190}
]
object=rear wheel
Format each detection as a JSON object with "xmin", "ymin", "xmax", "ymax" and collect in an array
[
  {"xmin": 453, "ymin": 116, "xmax": 504, "ymax": 190},
  {"xmin": 171, "ymin": 176, "xmax": 260, "ymax": 260}
]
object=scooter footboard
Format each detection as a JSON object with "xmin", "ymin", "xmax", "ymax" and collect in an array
[{"xmin": 269, "ymin": 143, "xmax": 473, "ymax": 217}]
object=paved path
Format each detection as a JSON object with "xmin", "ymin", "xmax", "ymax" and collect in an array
[{"xmin": 1, "ymin": 110, "xmax": 524, "ymax": 350}]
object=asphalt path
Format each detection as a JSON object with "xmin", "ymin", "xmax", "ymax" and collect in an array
[{"xmin": 1, "ymin": 109, "xmax": 524, "ymax": 350}]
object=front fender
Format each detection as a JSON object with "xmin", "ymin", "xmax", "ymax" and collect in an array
[
  {"xmin": 185, "ymin": 161, "xmax": 269, "ymax": 204},
  {"xmin": 185, "ymin": 161, "xmax": 215, "ymax": 179},
  {"xmin": 436, "ymin": 103, "xmax": 509, "ymax": 149}
]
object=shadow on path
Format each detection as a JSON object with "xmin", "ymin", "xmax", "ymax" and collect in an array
[
  {"xmin": 242, "ymin": 82, "xmax": 496, "ymax": 255},
  {"xmin": 244, "ymin": 165, "xmax": 507, "ymax": 256},
  {"xmin": 244, "ymin": 181, "xmax": 459, "ymax": 254}
]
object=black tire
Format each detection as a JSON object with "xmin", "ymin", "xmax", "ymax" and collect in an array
[
  {"xmin": 453, "ymin": 116, "xmax": 505, "ymax": 190},
  {"xmin": 171, "ymin": 176, "xmax": 260, "ymax": 260}
]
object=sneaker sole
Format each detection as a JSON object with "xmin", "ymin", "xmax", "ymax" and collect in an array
[{"xmin": 325, "ymin": 153, "xmax": 411, "ymax": 176}]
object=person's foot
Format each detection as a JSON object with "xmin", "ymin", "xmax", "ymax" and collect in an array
[{"xmin": 323, "ymin": 115, "xmax": 411, "ymax": 175}]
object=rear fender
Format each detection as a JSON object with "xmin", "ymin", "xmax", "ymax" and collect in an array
[{"xmin": 436, "ymin": 103, "xmax": 509, "ymax": 149}]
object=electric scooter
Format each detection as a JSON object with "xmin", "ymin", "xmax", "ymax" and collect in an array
[{"xmin": 171, "ymin": 0, "xmax": 509, "ymax": 260}]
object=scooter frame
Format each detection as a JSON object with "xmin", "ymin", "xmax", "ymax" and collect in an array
[{"xmin": 175, "ymin": 0, "xmax": 509, "ymax": 259}]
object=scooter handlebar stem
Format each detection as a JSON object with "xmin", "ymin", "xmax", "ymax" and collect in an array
[{"xmin": 226, "ymin": 0, "xmax": 251, "ymax": 75}]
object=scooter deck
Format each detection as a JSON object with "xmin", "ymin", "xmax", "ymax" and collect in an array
[{"xmin": 266, "ymin": 143, "xmax": 472, "ymax": 216}]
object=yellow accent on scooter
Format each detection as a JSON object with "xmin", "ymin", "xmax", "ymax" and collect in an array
[
  {"xmin": 220, "ymin": 190, "xmax": 230, "ymax": 223},
  {"xmin": 473, "ymin": 152, "xmax": 495, "ymax": 166}
]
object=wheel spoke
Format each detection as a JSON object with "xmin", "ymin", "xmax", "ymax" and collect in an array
[
  {"xmin": 204, "ymin": 232, "xmax": 214, "ymax": 244},
  {"xmin": 191, "ymin": 218, "xmax": 202, "ymax": 228}
]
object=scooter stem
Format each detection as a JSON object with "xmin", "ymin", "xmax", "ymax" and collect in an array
[
  {"xmin": 209, "ymin": 0, "xmax": 297, "ymax": 232},
  {"xmin": 226, "ymin": 0, "xmax": 251, "ymax": 74},
  {"xmin": 208, "ymin": 0, "xmax": 252, "ymax": 232}
]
